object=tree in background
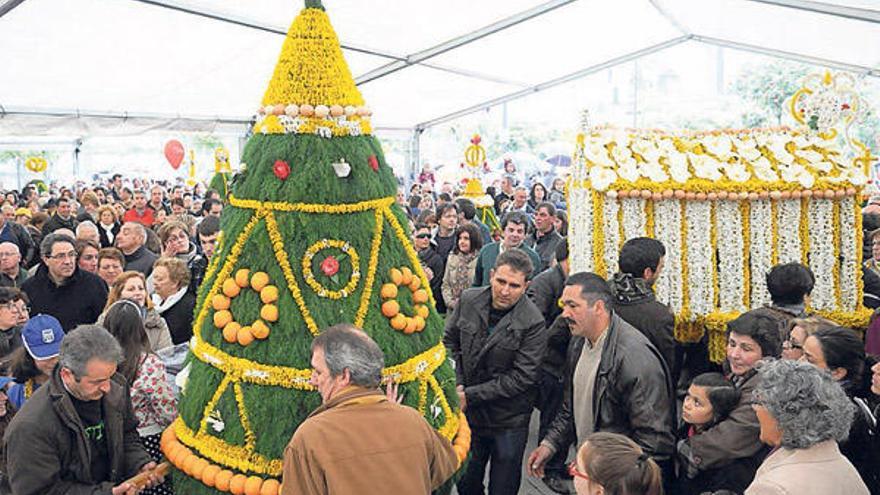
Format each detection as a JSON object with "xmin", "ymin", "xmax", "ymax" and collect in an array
[{"xmin": 160, "ymin": 2, "xmax": 469, "ymax": 494}]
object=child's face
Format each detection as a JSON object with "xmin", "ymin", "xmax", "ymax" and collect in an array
[{"xmin": 682, "ymin": 385, "xmax": 714, "ymax": 426}]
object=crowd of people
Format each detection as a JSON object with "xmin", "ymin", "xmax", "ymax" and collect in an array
[{"xmin": 0, "ymin": 166, "xmax": 876, "ymax": 495}]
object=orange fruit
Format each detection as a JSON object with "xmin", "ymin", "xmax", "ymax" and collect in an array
[
  {"xmin": 215, "ymin": 470, "xmax": 234, "ymax": 491},
  {"xmin": 192, "ymin": 458, "xmax": 209, "ymax": 479},
  {"xmin": 408, "ymin": 276, "xmax": 421, "ymax": 291},
  {"xmin": 169, "ymin": 446, "xmax": 187, "ymax": 466},
  {"xmin": 260, "ymin": 285, "xmax": 279, "ymax": 304},
  {"xmin": 381, "ymin": 300, "xmax": 400, "ymax": 318},
  {"xmin": 223, "ymin": 322, "xmax": 241, "ymax": 343},
  {"xmin": 415, "ymin": 304, "xmax": 429, "ymax": 319},
  {"xmin": 230, "ymin": 473, "xmax": 248, "ymax": 495},
  {"xmin": 413, "ymin": 315, "xmax": 426, "ymax": 332},
  {"xmin": 260, "ymin": 479, "xmax": 281, "ymax": 495},
  {"xmin": 212, "ymin": 294, "xmax": 230, "ymax": 311},
  {"xmin": 379, "ymin": 283, "xmax": 398, "ymax": 299},
  {"xmin": 235, "ymin": 269, "xmax": 250, "ymax": 288},
  {"xmin": 404, "ymin": 317, "xmax": 417, "ymax": 334},
  {"xmin": 400, "ymin": 267, "xmax": 413, "ymax": 285},
  {"xmin": 237, "ymin": 326, "xmax": 254, "ymax": 346},
  {"xmin": 260, "ymin": 304, "xmax": 279, "ymax": 322},
  {"xmin": 390, "ymin": 313, "xmax": 407, "ymax": 331},
  {"xmin": 389, "ymin": 268, "xmax": 403, "ymax": 285},
  {"xmin": 245, "ymin": 476, "xmax": 264, "ymax": 495},
  {"xmin": 183, "ymin": 453, "xmax": 199, "ymax": 475},
  {"xmin": 251, "ymin": 320, "xmax": 270, "ymax": 340},
  {"xmin": 250, "ymin": 271, "xmax": 270, "ymax": 291},
  {"xmin": 223, "ymin": 278, "xmax": 241, "ymax": 297},
  {"xmin": 213, "ymin": 310, "xmax": 232, "ymax": 329},
  {"xmin": 202, "ymin": 464, "xmax": 221, "ymax": 487},
  {"xmin": 412, "ymin": 289, "xmax": 429, "ymax": 304}
]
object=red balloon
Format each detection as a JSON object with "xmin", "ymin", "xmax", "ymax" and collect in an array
[{"xmin": 164, "ymin": 140, "xmax": 185, "ymax": 170}]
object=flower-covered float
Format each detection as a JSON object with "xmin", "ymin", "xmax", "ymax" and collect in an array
[{"xmin": 567, "ymin": 72, "xmax": 875, "ymax": 362}]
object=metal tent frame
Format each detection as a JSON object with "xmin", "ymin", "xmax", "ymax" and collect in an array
[{"xmin": 2, "ymin": 0, "xmax": 879, "ymax": 172}]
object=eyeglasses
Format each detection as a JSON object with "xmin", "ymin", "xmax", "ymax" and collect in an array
[
  {"xmin": 0, "ymin": 303, "xmax": 27, "ymax": 314},
  {"xmin": 46, "ymin": 251, "xmax": 77, "ymax": 261},
  {"xmin": 782, "ymin": 339, "xmax": 803, "ymax": 351},
  {"xmin": 415, "ymin": 233, "xmax": 431, "ymax": 239},
  {"xmin": 568, "ymin": 462, "xmax": 590, "ymax": 481}
]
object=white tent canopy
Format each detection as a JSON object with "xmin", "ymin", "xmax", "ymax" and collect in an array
[{"xmin": 1, "ymin": 0, "xmax": 879, "ymax": 138}]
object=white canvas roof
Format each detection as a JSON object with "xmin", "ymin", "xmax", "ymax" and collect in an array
[{"xmin": 1, "ymin": 0, "xmax": 878, "ymax": 137}]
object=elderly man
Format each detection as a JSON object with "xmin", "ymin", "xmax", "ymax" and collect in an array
[
  {"xmin": 0, "ymin": 207, "xmax": 35, "ymax": 268},
  {"xmin": 75, "ymin": 221, "xmax": 101, "ymax": 246},
  {"xmin": 116, "ymin": 222, "xmax": 157, "ymax": 277},
  {"xmin": 122, "ymin": 190, "xmax": 155, "ymax": 227},
  {"xmin": 473, "ymin": 211, "xmax": 541, "ymax": 286},
  {"xmin": 282, "ymin": 324, "xmax": 458, "ymax": 495},
  {"xmin": 445, "ymin": 249, "xmax": 547, "ymax": 495},
  {"xmin": 21, "ymin": 233, "xmax": 107, "ymax": 331},
  {"xmin": 5, "ymin": 325, "xmax": 161, "ymax": 495},
  {"xmin": 0, "ymin": 242, "xmax": 27, "ymax": 288},
  {"xmin": 148, "ymin": 185, "xmax": 170, "ymax": 215},
  {"xmin": 41, "ymin": 197, "xmax": 78, "ymax": 235},
  {"xmin": 528, "ymin": 273, "xmax": 675, "ymax": 482}
]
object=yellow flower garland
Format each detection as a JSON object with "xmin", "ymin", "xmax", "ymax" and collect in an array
[
  {"xmin": 301, "ymin": 239, "xmax": 361, "ymax": 299},
  {"xmin": 800, "ymin": 197, "xmax": 811, "ymax": 265},
  {"xmin": 740, "ymin": 201, "xmax": 751, "ymax": 309},
  {"xmin": 354, "ymin": 208, "xmax": 385, "ymax": 327},
  {"xmin": 645, "ymin": 199, "xmax": 655, "ymax": 238},
  {"xmin": 710, "ymin": 202, "xmax": 719, "ymax": 309},
  {"xmin": 228, "ymin": 194, "xmax": 393, "ymax": 214},
  {"xmin": 770, "ymin": 200, "xmax": 779, "ymax": 265},
  {"xmin": 264, "ymin": 211, "xmax": 320, "ymax": 336},
  {"xmin": 617, "ymin": 201, "xmax": 625, "ymax": 249},
  {"xmin": 832, "ymin": 201, "xmax": 842, "ymax": 308},
  {"xmin": 592, "ymin": 191, "xmax": 607, "ymax": 278}
]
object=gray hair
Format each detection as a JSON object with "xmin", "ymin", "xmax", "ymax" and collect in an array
[
  {"xmin": 59, "ymin": 325, "xmax": 124, "ymax": 378},
  {"xmin": 311, "ymin": 324, "xmax": 384, "ymax": 388},
  {"xmin": 40, "ymin": 232, "xmax": 76, "ymax": 258},
  {"xmin": 123, "ymin": 221, "xmax": 147, "ymax": 243},
  {"xmin": 75, "ymin": 220, "xmax": 98, "ymax": 237},
  {"xmin": 754, "ymin": 359, "xmax": 854, "ymax": 449}
]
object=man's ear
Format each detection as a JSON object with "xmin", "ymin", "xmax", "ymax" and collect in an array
[
  {"xmin": 489, "ymin": 268, "xmax": 495, "ymax": 280},
  {"xmin": 339, "ymin": 368, "xmax": 352, "ymax": 387},
  {"xmin": 831, "ymin": 367, "xmax": 848, "ymax": 381},
  {"xmin": 642, "ymin": 267, "xmax": 654, "ymax": 280}
]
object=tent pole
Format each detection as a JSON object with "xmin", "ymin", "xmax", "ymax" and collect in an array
[
  {"xmin": 0, "ymin": 0, "xmax": 27, "ymax": 19},
  {"xmin": 356, "ymin": 0, "xmax": 577, "ymax": 85},
  {"xmin": 743, "ymin": 0, "xmax": 880, "ymax": 24}
]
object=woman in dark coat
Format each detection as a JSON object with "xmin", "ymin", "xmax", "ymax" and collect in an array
[{"xmin": 150, "ymin": 257, "xmax": 196, "ymax": 346}]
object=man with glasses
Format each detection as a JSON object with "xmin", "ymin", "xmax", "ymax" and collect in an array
[
  {"xmin": 413, "ymin": 223, "xmax": 444, "ymax": 303},
  {"xmin": 5, "ymin": 325, "xmax": 162, "ymax": 495},
  {"xmin": 0, "ymin": 242, "xmax": 28, "ymax": 288},
  {"xmin": 21, "ymin": 233, "xmax": 107, "ymax": 331}
]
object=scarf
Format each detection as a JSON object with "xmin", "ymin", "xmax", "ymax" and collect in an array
[
  {"xmin": 609, "ymin": 272, "xmax": 655, "ymax": 305},
  {"xmin": 152, "ymin": 285, "xmax": 188, "ymax": 314}
]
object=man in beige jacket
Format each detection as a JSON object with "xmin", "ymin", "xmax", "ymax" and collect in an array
[{"xmin": 282, "ymin": 324, "xmax": 459, "ymax": 495}]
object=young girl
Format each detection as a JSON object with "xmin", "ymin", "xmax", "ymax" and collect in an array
[
  {"xmin": 677, "ymin": 372, "xmax": 759, "ymax": 495},
  {"xmin": 98, "ymin": 271, "xmax": 173, "ymax": 351}
]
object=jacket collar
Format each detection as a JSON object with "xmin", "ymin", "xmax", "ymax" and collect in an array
[
  {"xmin": 763, "ymin": 440, "xmax": 842, "ymax": 469},
  {"xmin": 124, "ymin": 245, "xmax": 148, "ymax": 261},
  {"xmin": 307, "ymin": 386, "xmax": 385, "ymax": 419}
]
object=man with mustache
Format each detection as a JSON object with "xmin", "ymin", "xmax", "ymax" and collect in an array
[
  {"xmin": 444, "ymin": 249, "xmax": 546, "ymax": 495},
  {"xmin": 527, "ymin": 272, "xmax": 675, "ymax": 490}
]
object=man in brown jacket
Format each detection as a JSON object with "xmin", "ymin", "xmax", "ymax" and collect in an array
[{"xmin": 282, "ymin": 324, "xmax": 459, "ymax": 495}]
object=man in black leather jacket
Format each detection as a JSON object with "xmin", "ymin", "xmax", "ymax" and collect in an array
[
  {"xmin": 444, "ymin": 249, "xmax": 546, "ymax": 495},
  {"xmin": 527, "ymin": 272, "xmax": 675, "ymax": 483}
]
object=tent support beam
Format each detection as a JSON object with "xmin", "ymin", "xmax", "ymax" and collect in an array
[
  {"xmin": 648, "ymin": 0, "xmax": 690, "ymax": 35},
  {"xmin": 129, "ymin": 0, "xmax": 404, "ymax": 60},
  {"xmin": 742, "ymin": 0, "xmax": 880, "ymax": 24},
  {"xmin": 356, "ymin": 0, "xmax": 577, "ymax": 85},
  {"xmin": 0, "ymin": 0, "xmax": 27, "ymax": 19},
  {"xmin": 415, "ymin": 35, "xmax": 692, "ymax": 131},
  {"xmin": 128, "ymin": 0, "xmax": 528, "ymax": 87},
  {"xmin": 692, "ymin": 35, "xmax": 880, "ymax": 77}
]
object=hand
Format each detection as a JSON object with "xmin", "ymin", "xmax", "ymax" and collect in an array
[
  {"xmin": 383, "ymin": 378, "xmax": 404, "ymax": 405},
  {"xmin": 456, "ymin": 385, "xmax": 467, "ymax": 412},
  {"xmin": 161, "ymin": 242, "xmax": 180, "ymax": 258},
  {"xmin": 526, "ymin": 445, "xmax": 552, "ymax": 478},
  {"xmin": 111, "ymin": 482, "xmax": 138, "ymax": 495},
  {"xmin": 139, "ymin": 461, "xmax": 164, "ymax": 488}
]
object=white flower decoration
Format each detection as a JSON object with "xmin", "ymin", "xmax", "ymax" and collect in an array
[{"xmin": 590, "ymin": 167, "xmax": 618, "ymax": 191}]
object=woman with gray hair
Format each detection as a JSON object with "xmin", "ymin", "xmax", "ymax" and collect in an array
[{"xmin": 745, "ymin": 359, "xmax": 869, "ymax": 495}]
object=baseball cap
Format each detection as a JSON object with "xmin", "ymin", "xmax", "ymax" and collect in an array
[
  {"xmin": 22, "ymin": 314, "xmax": 65, "ymax": 360},
  {"xmin": 14, "ymin": 208, "xmax": 31, "ymax": 219}
]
